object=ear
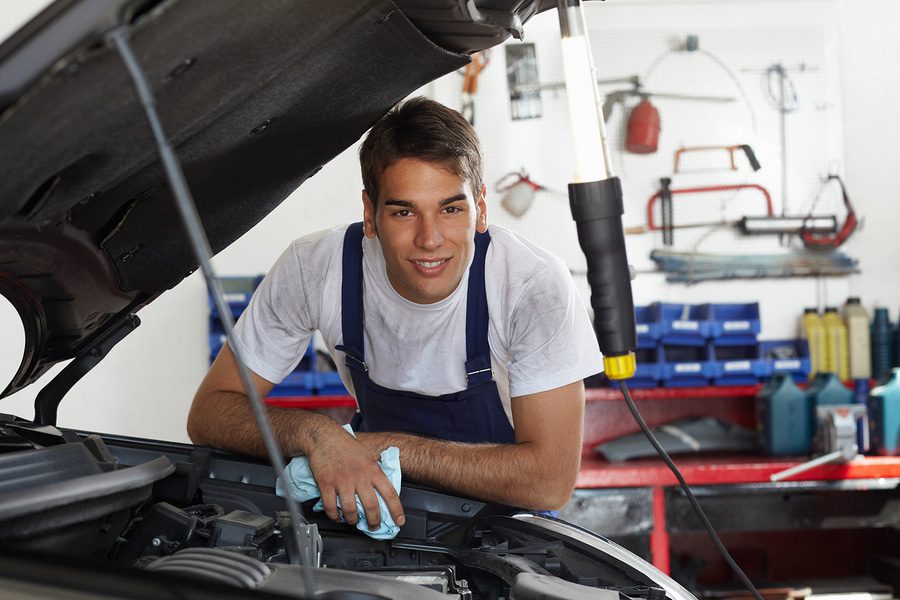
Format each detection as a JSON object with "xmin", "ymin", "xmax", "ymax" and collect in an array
[
  {"xmin": 475, "ymin": 183, "xmax": 488, "ymax": 233},
  {"xmin": 362, "ymin": 190, "xmax": 377, "ymax": 238}
]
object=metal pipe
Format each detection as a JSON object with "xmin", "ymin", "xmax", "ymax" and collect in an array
[{"xmin": 108, "ymin": 27, "xmax": 317, "ymax": 597}]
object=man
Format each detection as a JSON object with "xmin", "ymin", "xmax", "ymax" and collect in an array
[{"xmin": 188, "ymin": 97, "xmax": 603, "ymax": 532}]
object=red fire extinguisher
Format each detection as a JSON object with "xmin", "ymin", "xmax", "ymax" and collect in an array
[{"xmin": 625, "ymin": 98, "xmax": 661, "ymax": 154}]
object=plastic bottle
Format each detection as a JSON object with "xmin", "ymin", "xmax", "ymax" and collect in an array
[
  {"xmin": 843, "ymin": 297, "xmax": 871, "ymax": 380},
  {"xmin": 800, "ymin": 308, "xmax": 827, "ymax": 378},
  {"xmin": 871, "ymin": 307, "xmax": 894, "ymax": 381},
  {"xmin": 806, "ymin": 372, "xmax": 853, "ymax": 406},
  {"xmin": 757, "ymin": 374, "xmax": 813, "ymax": 456},
  {"xmin": 823, "ymin": 307, "xmax": 849, "ymax": 381},
  {"xmin": 894, "ymin": 309, "xmax": 900, "ymax": 368},
  {"xmin": 868, "ymin": 368, "xmax": 900, "ymax": 456}
]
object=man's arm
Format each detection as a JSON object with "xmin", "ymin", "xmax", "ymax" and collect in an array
[
  {"xmin": 355, "ymin": 380, "xmax": 585, "ymax": 510},
  {"xmin": 188, "ymin": 343, "xmax": 405, "ymax": 528}
]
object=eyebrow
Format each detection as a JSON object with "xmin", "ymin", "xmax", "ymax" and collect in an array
[{"xmin": 382, "ymin": 194, "xmax": 467, "ymax": 208}]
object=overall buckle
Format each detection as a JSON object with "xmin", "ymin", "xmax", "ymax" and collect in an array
[
  {"xmin": 465, "ymin": 367, "xmax": 492, "ymax": 383},
  {"xmin": 336, "ymin": 344, "xmax": 368, "ymax": 373}
]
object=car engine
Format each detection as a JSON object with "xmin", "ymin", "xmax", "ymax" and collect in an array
[{"xmin": 0, "ymin": 415, "xmax": 691, "ymax": 600}]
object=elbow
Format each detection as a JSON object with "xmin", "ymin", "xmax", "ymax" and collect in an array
[
  {"xmin": 186, "ymin": 412, "xmax": 204, "ymax": 445},
  {"xmin": 186, "ymin": 396, "xmax": 212, "ymax": 446},
  {"xmin": 521, "ymin": 481, "xmax": 573, "ymax": 512},
  {"xmin": 186, "ymin": 416, "xmax": 203, "ymax": 445},
  {"xmin": 526, "ymin": 456, "xmax": 579, "ymax": 511},
  {"xmin": 542, "ymin": 476, "xmax": 577, "ymax": 511}
]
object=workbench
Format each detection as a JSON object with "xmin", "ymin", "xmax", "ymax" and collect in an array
[{"xmin": 564, "ymin": 386, "xmax": 900, "ymax": 584}]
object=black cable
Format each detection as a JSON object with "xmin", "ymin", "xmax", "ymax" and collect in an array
[
  {"xmin": 617, "ymin": 380, "xmax": 764, "ymax": 600},
  {"xmin": 107, "ymin": 27, "xmax": 317, "ymax": 598}
]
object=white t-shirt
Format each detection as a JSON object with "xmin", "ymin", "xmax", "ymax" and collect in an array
[{"xmin": 231, "ymin": 223, "xmax": 603, "ymax": 426}]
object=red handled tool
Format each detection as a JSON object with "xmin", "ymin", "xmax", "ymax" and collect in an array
[
  {"xmin": 646, "ymin": 183, "xmax": 774, "ymax": 232},
  {"xmin": 800, "ymin": 175, "xmax": 857, "ymax": 249},
  {"xmin": 673, "ymin": 144, "xmax": 761, "ymax": 173}
]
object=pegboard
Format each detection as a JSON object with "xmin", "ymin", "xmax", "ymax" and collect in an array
[{"xmin": 431, "ymin": 14, "xmax": 845, "ymax": 277}]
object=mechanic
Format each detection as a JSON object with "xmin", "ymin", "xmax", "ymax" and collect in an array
[{"xmin": 188, "ymin": 97, "xmax": 603, "ymax": 531}]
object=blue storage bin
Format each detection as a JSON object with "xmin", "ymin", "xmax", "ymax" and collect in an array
[
  {"xmin": 602, "ymin": 346, "xmax": 661, "ymax": 388},
  {"xmin": 707, "ymin": 302, "xmax": 760, "ymax": 346},
  {"xmin": 269, "ymin": 370, "xmax": 317, "ymax": 397},
  {"xmin": 655, "ymin": 302, "xmax": 710, "ymax": 346},
  {"xmin": 208, "ymin": 331, "xmax": 227, "ymax": 358},
  {"xmin": 623, "ymin": 346, "xmax": 662, "ymax": 388},
  {"xmin": 208, "ymin": 275, "xmax": 265, "ymax": 319},
  {"xmin": 634, "ymin": 305, "xmax": 660, "ymax": 349},
  {"xmin": 208, "ymin": 273, "xmax": 349, "ymax": 398},
  {"xmin": 660, "ymin": 343, "xmax": 713, "ymax": 387},
  {"xmin": 316, "ymin": 371, "xmax": 350, "ymax": 395},
  {"xmin": 760, "ymin": 339, "xmax": 811, "ymax": 382},
  {"xmin": 711, "ymin": 343, "xmax": 766, "ymax": 386}
]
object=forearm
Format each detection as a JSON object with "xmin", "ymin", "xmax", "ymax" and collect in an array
[
  {"xmin": 187, "ymin": 391, "xmax": 346, "ymax": 459},
  {"xmin": 359, "ymin": 432, "xmax": 579, "ymax": 510}
]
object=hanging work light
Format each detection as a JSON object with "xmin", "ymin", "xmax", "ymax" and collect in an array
[{"xmin": 558, "ymin": 0, "xmax": 636, "ymax": 379}]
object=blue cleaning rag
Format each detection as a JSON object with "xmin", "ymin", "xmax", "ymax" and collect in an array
[{"xmin": 275, "ymin": 424, "xmax": 402, "ymax": 540}]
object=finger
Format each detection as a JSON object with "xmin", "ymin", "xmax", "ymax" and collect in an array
[
  {"xmin": 374, "ymin": 478, "xmax": 405, "ymax": 527},
  {"xmin": 356, "ymin": 487, "xmax": 382, "ymax": 530},
  {"xmin": 319, "ymin": 488, "xmax": 341, "ymax": 523},
  {"xmin": 338, "ymin": 489, "xmax": 359, "ymax": 525}
]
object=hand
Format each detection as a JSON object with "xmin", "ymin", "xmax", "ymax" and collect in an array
[{"xmin": 306, "ymin": 427, "xmax": 405, "ymax": 530}]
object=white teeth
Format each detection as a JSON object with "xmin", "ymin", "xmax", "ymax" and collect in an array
[{"xmin": 416, "ymin": 260, "xmax": 444, "ymax": 268}]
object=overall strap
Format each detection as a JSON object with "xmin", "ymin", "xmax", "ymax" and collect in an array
[
  {"xmin": 339, "ymin": 222, "xmax": 367, "ymax": 372},
  {"xmin": 465, "ymin": 229, "xmax": 493, "ymax": 386}
]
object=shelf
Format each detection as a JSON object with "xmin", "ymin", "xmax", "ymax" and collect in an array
[
  {"xmin": 586, "ymin": 385, "xmax": 761, "ymax": 402},
  {"xmin": 587, "ymin": 379, "xmax": 866, "ymax": 402},
  {"xmin": 577, "ymin": 454, "xmax": 900, "ymax": 488},
  {"xmin": 264, "ymin": 395, "xmax": 357, "ymax": 410}
]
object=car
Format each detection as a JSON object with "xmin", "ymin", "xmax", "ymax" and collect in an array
[{"xmin": 0, "ymin": 1, "xmax": 698, "ymax": 598}]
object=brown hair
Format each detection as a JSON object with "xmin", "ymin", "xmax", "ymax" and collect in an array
[{"xmin": 359, "ymin": 97, "xmax": 483, "ymax": 207}]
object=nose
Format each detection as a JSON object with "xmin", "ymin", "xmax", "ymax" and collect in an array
[{"xmin": 414, "ymin": 215, "xmax": 444, "ymax": 251}]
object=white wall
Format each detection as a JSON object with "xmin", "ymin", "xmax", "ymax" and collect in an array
[
  {"xmin": 835, "ymin": 0, "xmax": 900, "ymax": 309},
  {"xmin": 432, "ymin": 0, "xmax": 854, "ymax": 339},
  {"xmin": 1, "ymin": 1, "xmax": 898, "ymax": 442}
]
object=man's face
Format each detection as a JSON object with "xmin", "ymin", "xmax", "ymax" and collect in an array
[{"xmin": 363, "ymin": 157, "xmax": 487, "ymax": 305}]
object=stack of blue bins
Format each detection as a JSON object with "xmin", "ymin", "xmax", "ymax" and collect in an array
[
  {"xmin": 759, "ymin": 339, "xmax": 811, "ymax": 383},
  {"xmin": 631, "ymin": 305, "xmax": 663, "ymax": 388},
  {"xmin": 628, "ymin": 302, "xmax": 810, "ymax": 388},
  {"xmin": 208, "ymin": 276, "xmax": 348, "ymax": 397},
  {"xmin": 706, "ymin": 303, "xmax": 765, "ymax": 386},
  {"xmin": 656, "ymin": 302, "xmax": 716, "ymax": 387}
]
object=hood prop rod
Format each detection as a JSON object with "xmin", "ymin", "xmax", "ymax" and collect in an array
[
  {"xmin": 106, "ymin": 26, "xmax": 317, "ymax": 596},
  {"xmin": 34, "ymin": 313, "xmax": 140, "ymax": 427}
]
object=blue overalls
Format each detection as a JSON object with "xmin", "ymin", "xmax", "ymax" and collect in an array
[{"xmin": 336, "ymin": 222, "xmax": 516, "ymax": 444}]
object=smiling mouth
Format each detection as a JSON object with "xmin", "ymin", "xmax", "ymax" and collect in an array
[{"xmin": 410, "ymin": 258, "xmax": 450, "ymax": 275}]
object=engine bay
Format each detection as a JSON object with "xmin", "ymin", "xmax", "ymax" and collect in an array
[{"xmin": 0, "ymin": 414, "xmax": 686, "ymax": 599}]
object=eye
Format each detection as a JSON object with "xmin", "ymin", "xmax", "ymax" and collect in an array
[
  {"xmin": 443, "ymin": 205, "xmax": 462, "ymax": 214},
  {"xmin": 392, "ymin": 209, "xmax": 411, "ymax": 217}
]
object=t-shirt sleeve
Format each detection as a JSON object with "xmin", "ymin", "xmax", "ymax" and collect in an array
[
  {"xmin": 230, "ymin": 242, "xmax": 315, "ymax": 384},
  {"xmin": 505, "ymin": 257, "xmax": 604, "ymax": 398}
]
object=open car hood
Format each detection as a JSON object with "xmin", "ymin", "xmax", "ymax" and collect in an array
[{"xmin": 0, "ymin": 0, "xmax": 553, "ymax": 397}]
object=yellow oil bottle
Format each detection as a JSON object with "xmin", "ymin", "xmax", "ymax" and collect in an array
[
  {"xmin": 843, "ymin": 297, "xmax": 871, "ymax": 380},
  {"xmin": 801, "ymin": 308, "xmax": 827, "ymax": 378},
  {"xmin": 823, "ymin": 307, "xmax": 850, "ymax": 381}
]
